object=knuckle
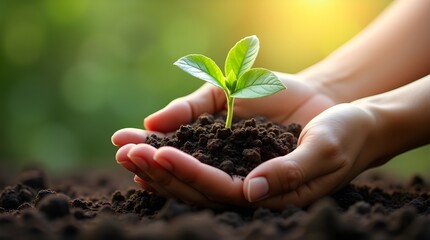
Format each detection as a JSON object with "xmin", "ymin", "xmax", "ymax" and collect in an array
[
  {"xmin": 281, "ymin": 161, "xmax": 305, "ymax": 191},
  {"xmin": 321, "ymin": 135, "xmax": 342, "ymax": 157},
  {"xmin": 320, "ymin": 136, "xmax": 348, "ymax": 168}
]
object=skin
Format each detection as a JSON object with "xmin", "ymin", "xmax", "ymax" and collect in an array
[{"xmin": 112, "ymin": 0, "xmax": 430, "ymax": 210}]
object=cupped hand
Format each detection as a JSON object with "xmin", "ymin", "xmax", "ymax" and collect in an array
[
  {"xmin": 111, "ymin": 73, "xmax": 338, "ymax": 209},
  {"xmin": 113, "ymin": 102, "xmax": 380, "ymax": 209},
  {"xmin": 242, "ymin": 103, "xmax": 380, "ymax": 209}
]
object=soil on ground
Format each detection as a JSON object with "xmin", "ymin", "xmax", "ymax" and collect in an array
[
  {"xmin": 1, "ymin": 168, "xmax": 430, "ymax": 240},
  {"xmin": 1, "ymin": 114, "xmax": 430, "ymax": 239}
]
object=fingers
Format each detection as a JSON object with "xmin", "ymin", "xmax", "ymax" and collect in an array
[
  {"xmin": 115, "ymin": 144, "xmax": 157, "ymax": 192},
  {"xmin": 133, "ymin": 175, "xmax": 157, "ymax": 192},
  {"xmin": 153, "ymin": 147, "xmax": 248, "ymax": 205},
  {"xmin": 118, "ymin": 144, "xmax": 252, "ymax": 208},
  {"xmin": 248, "ymin": 169, "xmax": 350, "ymax": 210},
  {"xmin": 111, "ymin": 128, "xmax": 165, "ymax": 147},
  {"xmin": 127, "ymin": 144, "xmax": 227, "ymax": 208},
  {"xmin": 115, "ymin": 144, "xmax": 138, "ymax": 172},
  {"xmin": 244, "ymin": 127, "xmax": 347, "ymax": 203},
  {"xmin": 144, "ymin": 84, "xmax": 226, "ymax": 132},
  {"xmin": 125, "ymin": 144, "xmax": 174, "ymax": 198}
]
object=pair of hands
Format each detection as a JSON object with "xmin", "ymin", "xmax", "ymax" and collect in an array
[{"xmin": 111, "ymin": 73, "xmax": 378, "ymax": 210}]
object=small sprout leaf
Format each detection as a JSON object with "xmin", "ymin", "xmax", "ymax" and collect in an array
[
  {"xmin": 226, "ymin": 70, "xmax": 237, "ymax": 92},
  {"xmin": 174, "ymin": 35, "xmax": 287, "ymax": 128},
  {"xmin": 225, "ymin": 35, "xmax": 259, "ymax": 79},
  {"xmin": 174, "ymin": 54, "xmax": 225, "ymax": 89},
  {"xmin": 231, "ymin": 68, "xmax": 286, "ymax": 98}
]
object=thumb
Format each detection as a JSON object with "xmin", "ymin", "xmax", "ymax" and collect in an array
[
  {"xmin": 243, "ymin": 127, "xmax": 345, "ymax": 203},
  {"xmin": 144, "ymin": 84, "xmax": 226, "ymax": 132}
]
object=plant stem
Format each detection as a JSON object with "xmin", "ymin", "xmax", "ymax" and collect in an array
[{"xmin": 225, "ymin": 95, "xmax": 235, "ymax": 128}]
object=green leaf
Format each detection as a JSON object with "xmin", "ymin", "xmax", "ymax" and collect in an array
[
  {"xmin": 225, "ymin": 70, "xmax": 237, "ymax": 92},
  {"xmin": 174, "ymin": 54, "xmax": 225, "ymax": 89},
  {"xmin": 231, "ymin": 68, "xmax": 286, "ymax": 98},
  {"xmin": 225, "ymin": 35, "xmax": 259, "ymax": 80}
]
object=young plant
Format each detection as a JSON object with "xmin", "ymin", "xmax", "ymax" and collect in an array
[{"xmin": 174, "ymin": 35, "xmax": 286, "ymax": 128}]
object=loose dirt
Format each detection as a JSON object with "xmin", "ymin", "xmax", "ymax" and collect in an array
[{"xmin": 2, "ymin": 114, "xmax": 429, "ymax": 239}]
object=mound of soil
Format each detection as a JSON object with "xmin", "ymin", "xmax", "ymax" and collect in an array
[
  {"xmin": 146, "ymin": 113, "xmax": 302, "ymax": 176},
  {"xmin": 1, "ymin": 114, "xmax": 429, "ymax": 239},
  {"xmin": 1, "ymin": 168, "xmax": 430, "ymax": 240}
]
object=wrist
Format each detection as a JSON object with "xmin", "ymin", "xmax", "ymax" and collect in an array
[
  {"xmin": 350, "ymin": 100, "xmax": 392, "ymax": 168},
  {"xmin": 352, "ymin": 78, "xmax": 430, "ymax": 167}
]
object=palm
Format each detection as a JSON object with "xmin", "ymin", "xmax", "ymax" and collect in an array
[{"xmin": 233, "ymin": 73, "xmax": 335, "ymax": 127}]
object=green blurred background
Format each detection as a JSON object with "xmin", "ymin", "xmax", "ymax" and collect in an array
[{"xmin": 0, "ymin": 0, "xmax": 428, "ymax": 178}]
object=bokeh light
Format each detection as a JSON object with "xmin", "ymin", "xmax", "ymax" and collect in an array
[{"xmin": 0, "ymin": 0, "xmax": 428, "ymax": 177}]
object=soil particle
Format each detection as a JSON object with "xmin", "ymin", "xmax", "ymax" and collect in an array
[
  {"xmin": 35, "ymin": 189, "xmax": 57, "ymax": 205},
  {"xmin": 37, "ymin": 194, "xmax": 70, "ymax": 219},
  {"xmin": 18, "ymin": 169, "xmax": 47, "ymax": 190},
  {"xmin": 0, "ymin": 184, "xmax": 35, "ymax": 210}
]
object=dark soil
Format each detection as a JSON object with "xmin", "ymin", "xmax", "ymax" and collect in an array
[
  {"xmin": 146, "ymin": 113, "xmax": 302, "ymax": 176},
  {"xmin": 1, "ymin": 114, "xmax": 430, "ymax": 239},
  {"xmin": 1, "ymin": 168, "xmax": 430, "ymax": 240}
]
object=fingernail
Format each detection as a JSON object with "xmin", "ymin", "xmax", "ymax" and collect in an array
[
  {"xmin": 247, "ymin": 177, "xmax": 269, "ymax": 202},
  {"xmin": 111, "ymin": 132, "xmax": 119, "ymax": 146}
]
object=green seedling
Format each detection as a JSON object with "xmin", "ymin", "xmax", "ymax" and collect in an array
[{"xmin": 174, "ymin": 35, "xmax": 286, "ymax": 128}]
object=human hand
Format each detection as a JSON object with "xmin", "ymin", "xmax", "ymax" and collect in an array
[
  {"xmin": 111, "ymin": 73, "xmax": 337, "ymax": 208},
  {"xmin": 113, "ymin": 102, "xmax": 380, "ymax": 209},
  {"xmin": 242, "ymin": 103, "xmax": 380, "ymax": 209}
]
